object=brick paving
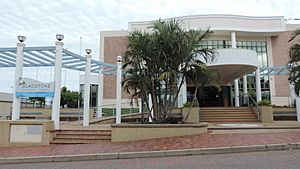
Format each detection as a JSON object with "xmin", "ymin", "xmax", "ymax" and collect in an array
[
  {"xmin": 0, "ymin": 131, "xmax": 300, "ymax": 158},
  {"xmin": 1, "ymin": 150, "xmax": 300, "ymax": 169}
]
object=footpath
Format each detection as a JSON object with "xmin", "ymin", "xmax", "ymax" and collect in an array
[{"xmin": 0, "ymin": 129, "xmax": 300, "ymax": 164}]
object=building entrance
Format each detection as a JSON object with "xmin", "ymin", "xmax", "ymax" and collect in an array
[{"xmin": 187, "ymin": 86, "xmax": 231, "ymax": 107}]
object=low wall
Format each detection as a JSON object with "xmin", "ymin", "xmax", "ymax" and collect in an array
[
  {"xmin": 0, "ymin": 120, "xmax": 54, "ymax": 147},
  {"xmin": 20, "ymin": 108, "xmax": 94, "ymax": 120},
  {"xmin": 111, "ymin": 123, "xmax": 207, "ymax": 142},
  {"xmin": 182, "ymin": 108, "xmax": 199, "ymax": 123}
]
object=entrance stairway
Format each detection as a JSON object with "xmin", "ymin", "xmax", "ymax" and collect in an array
[
  {"xmin": 50, "ymin": 129, "xmax": 112, "ymax": 144},
  {"xmin": 199, "ymin": 107, "xmax": 258, "ymax": 123}
]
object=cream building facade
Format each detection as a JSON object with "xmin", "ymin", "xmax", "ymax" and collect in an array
[{"xmin": 98, "ymin": 14, "xmax": 300, "ymax": 107}]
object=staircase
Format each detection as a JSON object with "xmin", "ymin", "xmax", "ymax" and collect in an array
[
  {"xmin": 199, "ymin": 107, "xmax": 258, "ymax": 123},
  {"xmin": 51, "ymin": 129, "xmax": 111, "ymax": 144}
]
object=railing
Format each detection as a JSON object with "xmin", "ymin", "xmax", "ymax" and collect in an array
[
  {"xmin": 238, "ymin": 94, "xmax": 261, "ymax": 121},
  {"xmin": 95, "ymin": 101, "xmax": 141, "ymax": 118}
]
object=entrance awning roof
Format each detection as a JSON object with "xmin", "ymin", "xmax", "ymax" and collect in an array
[
  {"xmin": 0, "ymin": 46, "xmax": 118, "ymax": 75},
  {"xmin": 247, "ymin": 66, "xmax": 289, "ymax": 76}
]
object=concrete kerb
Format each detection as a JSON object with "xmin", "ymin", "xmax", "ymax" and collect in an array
[{"xmin": 1, "ymin": 143, "xmax": 300, "ymax": 165}]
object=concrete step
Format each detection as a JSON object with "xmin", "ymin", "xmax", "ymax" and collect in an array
[
  {"xmin": 200, "ymin": 112, "xmax": 255, "ymax": 115},
  {"xmin": 56, "ymin": 133, "xmax": 111, "ymax": 138},
  {"xmin": 200, "ymin": 109, "xmax": 252, "ymax": 113},
  {"xmin": 53, "ymin": 137, "xmax": 111, "ymax": 140},
  {"xmin": 51, "ymin": 139, "xmax": 110, "ymax": 144},
  {"xmin": 200, "ymin": 116, "xmax": 257, "ymax": 119},
  {"xmin": 51, "ymin": 129, "xmax": 112, "ymax": 144},
  {"xmin": 200, "ymin": 114, "xmax": 256, "ymax": 117},
  {"xmin": 54, "ymin": 130, "xmax": 111, "ymax": 135},
  {"xmin": 200, "ymin": 119, "xmax": 258, "ymax": 122},
  {"xmin": 200, "ymin": 107, "xmax": 251, "ymax": 110}
]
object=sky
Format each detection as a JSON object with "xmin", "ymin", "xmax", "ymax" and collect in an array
[{"xmin": 0, "ymin": 0, "xmax": 300, "ymax": 92}]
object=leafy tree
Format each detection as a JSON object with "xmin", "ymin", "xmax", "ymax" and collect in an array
[
  {"xmin": 60, "ymin": 86, "xmax": 81, "ymax": 108},
  {"xmin": 184, "ymin": 62, "xmax": 221, "ymax": 121},
  {"xmin": 123, "ymin": 19, "xmax": 215, "ymax": 123},
  {"xmin": 29, "ymin": 97, "xmax": 45, "ymax": 108},
  {"xmin": 288, "ymin": 29, "xmax": 300, "ymax": 94}
]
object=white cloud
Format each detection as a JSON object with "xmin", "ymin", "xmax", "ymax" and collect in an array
[{"xmin": 0, "ymin": 0, "xmax": 299, "ymax": 92}]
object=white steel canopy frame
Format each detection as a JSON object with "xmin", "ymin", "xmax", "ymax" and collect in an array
[{"xmin": 0, "ymin": 46, "xmax": 118, "ymax": 75}]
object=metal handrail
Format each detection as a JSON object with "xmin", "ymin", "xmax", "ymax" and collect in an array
[
  {"xmin": 95, "ymin": 101, "xmax": 140, "ymax": 117},
  {"xmin": 238, "ymin": 93, "xmax": 261, "ymax": 121}
]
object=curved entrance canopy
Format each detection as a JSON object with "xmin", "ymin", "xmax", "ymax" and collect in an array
[
  {"xmin": 207, "ymin": 48, "xmax": 258, "ymax": 84},
  {"xmin": 0, "ymin": 46, "xmax": 118, "ymax": 75}
]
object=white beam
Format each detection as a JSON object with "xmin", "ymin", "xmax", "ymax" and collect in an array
[
  {"xmin": 97, "ymin": 68, "xmax": 104, "ymax": 118},
  {"xmin": 243, "ymin": 75, "xmax": 248, "ymax": 105},
  {"xmin": 234, "ymin": 79, "xmax": 240, "ymax": 107},
  {"xmin": 12, "ymin": 42, "xmax": 25, "ymax": 120},
  {"xmin": 52, "ymin": 41, "xmax": 63, "ymax": 129},
  {"xmin": 256, "ymin": 68, "xmax": 262, "ymax": 102},
  {"xmin": 115, "ymin": 56, "xmax": 122, "ymax": 124},
  {"xmin": 296, "ymin": 97, "xmax": 300, "ymax": 122},
  {"xmin": 83, "ymin": 54, "xmax": 92, "ymax": 126}
]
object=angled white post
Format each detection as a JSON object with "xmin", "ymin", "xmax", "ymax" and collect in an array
[
  {"xmin": 12, "ymin": 36, "xmax": 26, "ymax": 120},
  {"xmin": 52, "ymin": 34, "xmax": 64, "ymax": 129},
  {"xmin": 148, "ymin": 93, "xmax": 153, "ymax": 122},
  {"xmin": 182, "ymin": 77, "xmax": 187, "ymax": 105},
  {"xmin": 115, "ymin": 56, "xmax": 122, "ymax": 124},
  {"xmin": 256, "ymin": 68, "xmax": 262, "ymax": 102},
  {"xmin": 97, "ymin": 68, "xmax": 103, "ymax": 118},
  {"xmin": 83, "ymin": 49, "xmax": 92, "ymax": 126}
]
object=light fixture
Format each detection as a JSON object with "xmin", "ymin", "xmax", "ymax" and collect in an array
[
  {"xmin": 85, "ymin": 49, "xmax": 92, "ymax": 55},
  {"xmin": 17, "ymin": 35, "xmax": 26, "ymax": 43},
  {"xmin": 117, "ymin": 55, "xmax": 122, "ymax": 62},
  {"xmin": 56, "ymin": 34, "xmax": 64, "ymax": 41}
]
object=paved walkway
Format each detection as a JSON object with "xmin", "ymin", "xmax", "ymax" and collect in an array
[
  {"xmin": 1, "ymin": 150, "xmax": 300, "ymax": 169},
  {"xmin": 1, "ymin": 131, "xmax": 300, "ymax": 158}
]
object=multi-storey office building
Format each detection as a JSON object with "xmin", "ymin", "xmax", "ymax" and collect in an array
[{"xmin": 98, "ymin": 14, "xmax": 300, "ymax": 107}]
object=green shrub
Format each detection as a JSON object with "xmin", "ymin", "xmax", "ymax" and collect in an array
[
  {"xmin": 183, "ymin": 102, "xmax": 199, "ymax": 107},
  {"xmin": 258, "ymin": 100, "xmax": 271, "ymax": 106}
]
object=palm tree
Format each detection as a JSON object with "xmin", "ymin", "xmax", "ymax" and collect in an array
[
  {"xmin": 288, "ymin": 29, "xmax": 300, "ymax": 94},
  {"xmin": 183, "ymin": 61, "xmax": 221, "ymax": 121},
  {"xmin": 123, "ymin": 19, "xmax": 215, "ymax": 123}
]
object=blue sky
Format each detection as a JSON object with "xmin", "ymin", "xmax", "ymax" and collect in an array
[{"xmin": 0, "ymin": 0, "xmax": 299, "ymax": 92}]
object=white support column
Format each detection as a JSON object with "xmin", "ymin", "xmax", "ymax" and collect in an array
[
  {"xmin": 12, "ymin": 40, "xmax": 25, "ymax": 120},
  {"xmin": 138, "ymin": 98, "xmax": 142, "ymax": 113},
  {"xmin": 177, "ymin": 77, "xmax": 188, "ymax": 107},
  {"xmin": 296, "ymin": 97, "xmax": 300, "ymax": 122},
  {"xmin": 234, "ymin": 79, "xmax": 240, "ymax": 107},
  {"xmin": 231, "ymin": 31, "xmax": 237, "ymax": 48},
  {"xmin": 97, "ymin": 68, "xmax": 104, "ymax": 118},
  {"xmin": 243, "ymin": 76, "xmax": 248, "ymax": 105},
  {"xmin": 182, "ymin": 77, "xmax": 187, "ymax": 105},
  {"xmin": 256, "ymin": 68, "xmax": 262, "ymax": 102},
  {"xmin": 115, "ymin": 56, "xmax": 122, "ymax": 124},
  {"xmin": 231, "ymin": 31, "xmax": 239, "ymax": 107},
  {"xmin": 52, "ymin": 37, "xmax": 64, "ymax": 130},
  {"xmin": 148, "ymin": 93, "xmax": 153, "ymax": 122},
  {"xmin": 83, "ymin": 51, "xmax": 92, "ymax": 126}
]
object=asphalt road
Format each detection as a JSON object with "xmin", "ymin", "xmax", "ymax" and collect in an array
[{"xmin": 1, "ymin": 150, "xmax": 300, "ymax": 169}]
